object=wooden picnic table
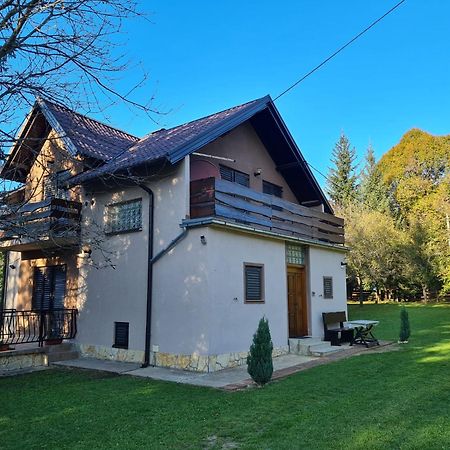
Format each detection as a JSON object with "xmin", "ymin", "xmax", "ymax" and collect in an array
[{"xmin": 346, "ymin": 320, "xmax": 380, "ymax": 347}]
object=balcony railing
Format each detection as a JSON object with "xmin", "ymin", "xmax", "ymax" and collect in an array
[
  {"xmin": 0, "ymin": 197, "xmax": 82, "ymax": 250},
  {"xmin": 0, "ymin": 308, "xmax": 78, "ymax": 347},
  {"xmin": 189, "ymin": 177, "xmax": 344, "ymax": 245}
]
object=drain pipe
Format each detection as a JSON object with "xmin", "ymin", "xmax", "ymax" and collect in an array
[{"xmin": 139, "ymin": 184, "xmax": 155, "ymax": 368}]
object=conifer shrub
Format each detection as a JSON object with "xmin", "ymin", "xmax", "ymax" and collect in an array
[
  {"xmin": 247, "ymin": 317, "xmax": 273, "ymax": 386},
  {"xmin": 399, "ymin": 306, "xmax": 410, "ymax": 343}
]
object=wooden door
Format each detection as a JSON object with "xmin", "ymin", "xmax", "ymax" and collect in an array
[{"xmin": 287, "ymin": 266, "xmax": 308, "ymax": 337}]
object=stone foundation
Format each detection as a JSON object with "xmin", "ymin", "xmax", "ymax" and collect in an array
[
  {"xmin": 152, "ymin": 345, "xmax": 289, "ymax": 372},
  {"xmin": 76, "ymin": 343, "xmax": 289, "ymax": 373},
  {"xmin": 0, "ymin": 347, "xmax": 48, "ymax": 373},
  {"xmin": 77, "ymin": 344, "xmax": 144, "ymax": 364}
]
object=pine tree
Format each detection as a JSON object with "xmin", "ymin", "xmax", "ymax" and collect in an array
[
  {"xmin": 327, "ymin": 133, "xmax": 358, "ymax": 208},
  {"xmin": 360, "ymin": 145, "xmax": 390, "ymax": 213},
  {"xmin": 399, "ymin": 307, "xmax": 410, "ymax": 343},
  {"xmin": 247, "ymin": 317, "xmax": 273, "ymax": 386}
]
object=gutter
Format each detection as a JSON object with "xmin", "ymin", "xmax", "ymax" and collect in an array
[{"xmin": 138, "ymin": 184, "xmax": 189, "ymax": 368}]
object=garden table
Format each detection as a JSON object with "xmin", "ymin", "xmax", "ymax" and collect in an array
[{"xmin": 346, "ymin": 320, "xmax": 380, "ymax": 348}]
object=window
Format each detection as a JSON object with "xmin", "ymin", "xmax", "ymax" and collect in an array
[
  {"xmin": 263, "ymin": 180, "xmax": 283, "ymax": 198},
  {"xmin": 219, "ymin": 165, "xmax": 250, "ymax": 187},
  {"xmin": 106, "ymin": 198, "xmax": 142, "ymax": 234},
  {"xmin": 32, "ymin": 265, "xmax": 66, "ymax": 310},
  {"xmin": 286, "ymin": 243, "xmax": 305, "ymax": 265},
  {"xmin": 113, "ymin": 322, "xmax": 129, "ymax": 349},
  {"xmin": 244, "ymin": 263, "xmax": 264, "ymax": 303},
  {"xmin": 323, "ymin": 276, "xmax": 333, "ymax": 299}
]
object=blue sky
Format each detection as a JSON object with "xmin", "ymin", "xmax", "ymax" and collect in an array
[{"xmin": 104, "ymin": 0, "xmax": 449, "ymax": 185}]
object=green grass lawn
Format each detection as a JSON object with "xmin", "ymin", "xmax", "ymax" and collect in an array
[{"xmin": 1, "ymin": 303, "xmax": 450, "ymax": 449}]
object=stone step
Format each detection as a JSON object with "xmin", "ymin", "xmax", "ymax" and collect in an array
[
  {"xmin": 45, "ymin": 342, "xmax": 75, "ymax": 353},
  {"xmin": 47, "ymin": 351, "xmax": 79, "ymax": 363},
  {"xmin": 289, "ymin": 337, "xmax": 330, "ymax": 356},
  {"xmin": 309, "ymin": 344, "xmax": 343, "ymax": 357}
]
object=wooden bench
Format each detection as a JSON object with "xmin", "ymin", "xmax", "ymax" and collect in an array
[{"xmin": 322, "ymin": 311, "xmax": 354, "ymax": 346}]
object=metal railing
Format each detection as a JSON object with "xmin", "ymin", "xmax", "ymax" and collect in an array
[{"xmin": 0, "ymin": 308, "xmax": 78, "ymax": 347}]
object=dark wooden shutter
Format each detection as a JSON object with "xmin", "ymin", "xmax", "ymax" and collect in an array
[
  {"xmin": 234, "ymin": 171, "xmax": 250, "ymax": 187},
  {"xmin": 323, "ymin": 277, "xmax": 333, "ymax": 299},
  {"xmin": 219, "ymin": 165, "xmax": 233, "ymax": 182},
  {"xmin": 32, "ymin": 267, "xmax": 45, "ymax": 310},
  {"xmin": 245, "ymin": 264, "xmax": 264, "ymax": 302},
  {"xmin": 32, "ymin": 265, "xmax": 66, "ymax": 310},
  {"xmin": 52, "ymin": 266, "xmax": 66, "ymax": 309},
  {"xmin": 263, "ymin": 180, "xmax": 283, "ymax": 198},
  {"xmin": 114, "ymin": 322, "xmax": 129, "ymax": 349}
]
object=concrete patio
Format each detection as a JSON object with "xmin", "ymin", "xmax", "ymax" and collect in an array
[{"xmin": 53, "ymin": 341, "xmax": 394, "ymax": 390}]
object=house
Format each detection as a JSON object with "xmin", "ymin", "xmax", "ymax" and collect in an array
[{"xmin": 0, "ymin": 95, "xmax": 347, "ymax": 372}]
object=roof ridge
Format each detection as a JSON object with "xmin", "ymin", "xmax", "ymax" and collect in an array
[
  {"xmin": 39, "ymin": 97, "xmax": 139, "ymax": 140},
  {"xmin": 138, "ymin": 96, "xmax": 268, "ymax": 142}
]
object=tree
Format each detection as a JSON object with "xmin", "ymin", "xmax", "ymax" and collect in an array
[
  {"xmin": 326, "ymin": 133, "xmax": 358, "ymax": 208},
  {"xmin": 399, "ymin": 307, "xmax": 410, "ymax": 343},
  {"xmin": 0, "ymin": 0, "xmax": 158, "ymax": 156},
  {"xmin": 359, "ymin": 145, "xmax": 390, "ymax": 214},
  {"xmin": 247, "ymin": 317, "xmax": 273, "ymax": 386}
]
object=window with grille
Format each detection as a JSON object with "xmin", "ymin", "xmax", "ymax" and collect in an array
[
  {"xmin": 286, "ymin": 243, "xmax": 305, "ymax": 265},
  {"xmin": 106, "ymin": 198, "xmax": 142, "ymax": 234},
  {"xmin": 244, "ymin": 263, "xmax": 264, "ymax": 303},
  {"xmin": 219, "ymin": 165, "xmax": 250, "ymax": 188},
  {"xmin": 263, "ymin": 180, "xmax": 283, "ymax": 198},
  {"xmin": 113, "ymin": 322, "xmax": 129, "ymax": 349},
  {"xmin": 323, "ymin": 276, "xmax": 333, "ymax": 299}
]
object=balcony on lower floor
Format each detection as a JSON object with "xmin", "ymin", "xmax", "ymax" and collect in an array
[
  {"xmin": 188, "ymin": 177, "xmax": 345, "ymax": 246},
  {"xmin": 0, "ymin": 197, "xmax": 82, "ymax": 252}
]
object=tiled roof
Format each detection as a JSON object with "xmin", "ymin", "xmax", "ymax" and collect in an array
[
  {"xmin": 69, "ymin": 96, "xmax": 270, "ymax": 185},
  {"xmin": 40, "ymin": 99, "xmax": 139, "ymax": 161}
]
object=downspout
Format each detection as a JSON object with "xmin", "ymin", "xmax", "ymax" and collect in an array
[
  {"xmin": 139, "ymin": 184, "xmax": 154, "ymax": 368},
  {"xmin": 138, "ymin": 183, "xmax": 189, "ymax": 367}
]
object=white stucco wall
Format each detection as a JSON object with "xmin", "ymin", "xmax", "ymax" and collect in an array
[
  {"xmin": 206, "ymin": 227, "xmax": 289, "ymax": 355},
  {"xmin": 308, "ymin": 246, "xmax": 348, "ymax": 337},
  {"xmin": 76, "ymin": 158, "xmax": 190, "ymax": 353}
]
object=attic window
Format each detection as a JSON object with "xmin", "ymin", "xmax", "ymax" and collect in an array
[
  {"xmin": 219, "ymin": 165, "xmax": 250, "ymax": 188},
  {"xmin": 106, "ymin": 198, "xmax": 142, "ymax": 234},
  {"xmin": 263, "ymin": 180, "xmax": 283, "ymax": 198}
]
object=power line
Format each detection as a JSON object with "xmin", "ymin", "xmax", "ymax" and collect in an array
[{"xmin": 273, "ymin": 0, "xmax": 406, "ymax": 101}]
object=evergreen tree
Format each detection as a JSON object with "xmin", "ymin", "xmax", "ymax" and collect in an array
[
  {"xmin": 327, "ymin": 133, "xmax": 358, "ymax": 208},
  {"xmin": 247, "ymin": 317, "xmax": 273, "ymax": 386},
  {"xmin": 399, "ymin": 307, "xmax": 410, "ymax": 343},
  {"xmin": 360, "ymin": 145, "xmax": 390, "ymax": 213}
]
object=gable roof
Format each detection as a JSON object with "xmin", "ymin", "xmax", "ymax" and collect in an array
[
  {"xmin": 2, "ymin": 95, "xmax": 333, "ymax": 213},
  {"xmin": 1, "ymin": 98, "xmax": 138, "ymax": 182},
  {"xmin": 69, "ymin": 96, "xmax": 270, "ymax": 185}
]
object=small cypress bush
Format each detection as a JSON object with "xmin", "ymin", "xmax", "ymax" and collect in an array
[
  {"xmin": 399, "ymin": 306, "xmax": 410, "ymax": 343},
  {"xmin": 247, "ymin": 317, "xmax": 273, "ymax": 386}
]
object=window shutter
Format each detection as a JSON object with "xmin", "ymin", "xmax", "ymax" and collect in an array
[
  {"xmin": 32, "ymin": 267, "xmax": 45, "ymax": 310},
  {"xmin": 219, "ymin": 165, "xmax": 233, "ymax": 182},
  {"xmin": 52, "ymin": 266, "xmax": 66, "ymax": 309},
  {"xmin": 234, "ymin": 171, "xmax": 250, "ymax": 187},
  {"xmin": 323, "ymin": 277, "xmax": 333, "ymax": 299},
  {"xmin": 114, "ymin": 322, "xmax": 129, "ymax": 349},
  {"xmin": 245, "ymin": 264, "xmax": 264, "ymax": 302},
  {"xmin": 263, "ymin": 180, "xmax": 283, "ymax": 198}
]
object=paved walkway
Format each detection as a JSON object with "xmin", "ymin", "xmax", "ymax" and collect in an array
[{"xmin": 53, "ymin": 341, "xmax": 394, "ymax": 390}]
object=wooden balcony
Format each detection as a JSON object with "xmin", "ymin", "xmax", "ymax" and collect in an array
[
  {"xmin": 0, "ymin": 198, "xmax": 82, "ymax": 251},
  {"xmin": 189, "ymin": 177, "xmax": 344, "ymax": 246}
]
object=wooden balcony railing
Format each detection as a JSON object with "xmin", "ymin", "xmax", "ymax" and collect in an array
[
  {"xmin": 0, "ymin": 197, "xmax": 82, "ymax": 250},
  {"xmin": 190, "ymin": 177, "xmax": 344, "ymax": 245}
]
